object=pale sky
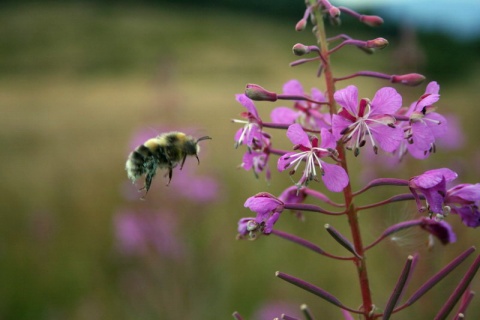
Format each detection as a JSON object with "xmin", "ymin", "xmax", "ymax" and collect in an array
[{"xmin": 338, "ymin": 0, "xmax": 480, "ymax": 39}]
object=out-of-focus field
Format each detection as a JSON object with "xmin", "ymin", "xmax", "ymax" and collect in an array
[{"xmin": 1, "ymin": 3, "xmax": 480, "ymax": 319}]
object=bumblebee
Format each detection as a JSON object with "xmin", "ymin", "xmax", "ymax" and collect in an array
[{"xmin": 125, "ymin": 132, "xmax": 211, "ymax": 195}]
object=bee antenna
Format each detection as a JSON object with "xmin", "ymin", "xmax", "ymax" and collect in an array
[{"xmin": 196, "ymin": 136, "xmax": 212, "ymax": 143}]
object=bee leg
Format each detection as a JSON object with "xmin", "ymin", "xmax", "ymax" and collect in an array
[
  {"xmin": 195, "ymin": 154, "xmax": 200, "ymax": 165},
  {"xmin": 179, "ymin": 154, "xmax": 187, "ymax": 170},
  {"xmin": 144, "ymin": 172, "xmax": 155, "ymax": 192},
  {"xmin": 166, "ymin": 167, "xmax": 173, "ymax": 186}
]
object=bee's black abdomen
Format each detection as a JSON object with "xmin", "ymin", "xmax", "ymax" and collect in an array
[{"xmin": 153, "ymin": 146, "xmax": 170, "ymax": 166}]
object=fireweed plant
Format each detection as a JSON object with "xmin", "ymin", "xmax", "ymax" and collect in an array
[{"xmin": 232, "ymin": 1, "xmax": 480, "ymax": 320}]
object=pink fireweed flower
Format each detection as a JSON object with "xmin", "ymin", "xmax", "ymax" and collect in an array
[
  {"xmin": 270, "ymin": 80, "xmax": 330, "ymax": 130},
  {"xmin": 171, "ymin": 165, "xmax": 219, "ymax": 203},
  {"xmin": 278, "ymin": 185, "xmax": 308, "ymax": 204},
  {"xmin": 278, "ymin": 124, "xmax": 349, "ymax": 192},
  {"xmin": 420, "ymin": 217, "xmax": 457, "ymax": 245},
  {"xmin": 233, "ymin": 94, "xmax": 269, "ymax": 149},
  {"xmin": 237, "ymin": 217, "xmax": 260, "ymax": 239},
  {"xmin": 436, "ymin": 114, "xmax": 464, "ymax": 150},
  {"xmin": 410, "ymin": 169, "xmax": 480, "ymax": 227},
  {"xmin": 332, "ymin": 85, "xmax": 403, "ymax": 156},
  {"xmin": 114, "ymin": 210, "xmax": 184, "ymax": 259},
  {"xmin": 240, "ymin": 148, "xmax": 271, "ymax": 180},
  {"xmin": 445, "ymin": 183, "xmax": 480, "ymax": 228},
  {"xmin": 409, "ymin": 168, "xmax": 458, "ymax": 216},
  {"xmin": 396, "ymin": 81, "xmax": 447, "ymax": 159},
  {"xmin": 278, "ymin": 185, "xmax": 308, "ymax": 220},
  {"xmin": 239, "ymin": 192, "xmax": 285, "ymax": 238}
]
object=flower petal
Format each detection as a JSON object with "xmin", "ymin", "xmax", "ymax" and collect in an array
[
  {"xmin": 320, "ymin": 128, "xmax": 337, "ymax": 150},
  {"xmin": 369, "ymin": 124, "xmax": 404, "ymax": 152},
  {"xmin": 236, "ymin": 94, "xmax": 260, "ymax": 120},
  {"xmin": 426, "ymin": 112, "xmax": 447, "ymax": 138},
  {"xmin": 456, "ymin": 205, "xmax": 480, "ymax": 228},
  {"xmin": 271, "ymin": 107, "xmax": 298, "ymax": 124},
  {"xmin": 331, "ymin": 114, "xmax": 353, "ymax": 141},
  {"xmin": 282, "ymin": 79, "xmax": 304, "ymax": 95},
  {"xmin": 311, "ymin": 87, "xmax": 326, "ymax": 103},
  {"xmin": 321, "ymin": 162, "xmax": 349, "ymax": 192},
  {"xmin": 334, "ymin": 85, "xmax": 358, "ymax": 115},
  {"xmin": 448, "ymin": 184, "xmax": 480, "ymax": 202},
  {"xmin": 371, "ymin": 87, "xmax": 402, "ymax": 115},
  {"xmin": 277, "ymin": 152, "xmax": 299, "ymax": 172},
  {"xmin": 286, "ymin": 123, "xmax": 311, "ymax": 147},
  {"xmin": 420, "ymin": 218, "xmax": 456, "ymax": 244},
  {"xmin": 408, "ymin": 121, "xmax": 435, "ymax": 155},
  {"xmin": 413, "ymin": 168, "xmax": 458, "ymax": 189},
  {"xmin": 425, "ymin": 81, "xmax": 440, "ymax": 95},
  {"xmin": 244, "ymin": 193, "xmax": 282, "ymax": 216}
]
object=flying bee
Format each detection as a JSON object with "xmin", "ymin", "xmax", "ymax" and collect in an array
[{"xmin": 125, "ymin": 132, "xmax": 212, "ymax": 196}]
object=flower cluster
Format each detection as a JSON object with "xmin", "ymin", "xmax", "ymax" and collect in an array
[
  {"xmin": 410, "ymin": 168, "xmax": 480, "ymax": 227},
  {"xmin": 233, "ymin": 78, "xmax": 480, "ymax": 235},
  {"xmin": 232, "ymin": 1, "xmax": 480, "ymax": 319}
]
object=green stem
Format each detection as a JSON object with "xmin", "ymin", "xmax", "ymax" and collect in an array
[{"xmin": 309, "ymin": 2, "xmax": 374, "ymax": 318}]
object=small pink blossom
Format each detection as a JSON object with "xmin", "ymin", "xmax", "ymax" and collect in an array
[
  {"xmin": 114, "ymin": 210, "xmax": 184, "ymax": 259},
  {"xmin": 420, "ymin": 217, "xmax": 456, "ymax": 245},
  {"xmin": 278, "ymin": 124, "xmax": 348, "ymax": 192},
  {"xmin": 233, "ymin": 94, "xmax": 269, "ymax": 149},
  {"xmin": 240, "ymin": 148, "xmax": 271, "ymax": 180},
  {"xmin": 445, "ymin": 183, "xmax": 480, "ymax": 228},
  {"xmin": 409, "ymin": 168, "xmax": 458, "ymax": 214},
  {"xmin": 332, "ymin": 85, "xmax": 403, "ymax": 155},
  {"xmin": 239, "ymin": 192, "xmax": 285, "ymax": 237},
  {"xmin": 270, "ymin": 79, "xmax": 330, "ymax": 130},
  {"xmin": 396, "ymin": 81, "xmax": 448, "ymax": 159}
]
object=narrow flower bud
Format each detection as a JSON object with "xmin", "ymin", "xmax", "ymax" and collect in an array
[
  {"xmin": 404, "ymin": 247, "xmax": 475, "ymax": 307},
  {"xmin": 300, "ymin": 304, "xmax": 314, "ymax": 320},
  {"xmin": 359, "ymin": 15, "xmax": 384, "ymax": 27},
  {"xmin": 275, "ymin": 271, "xmax": 347, "ymax": 310},
  {"xmin": 325, "ymin": 224, "xmax": 362, "ymax": 258},
  {"xmin": 383, "ymin": 255, "xmax": 415, "ymax": 319},
  {"xmin": 292, "ymin": 43, "xmax": 311, "ymax": 56},
  {"xmin": 245, "ymin": 84, "xmax": 278, "ymax": 101},
  {"xmin": 456, "ymin": 290, "xmax": 475, "ymax": 317},
  {"xmin": 435, "ymin": 254, "xmax": 480, "ymax": 319},
  {"xmin": 366, "ymin": 37, "xmax": 389, "ymax": 50},
  {"xmin": 391, "ymin": 73, "xmax": 426, "ymax": 86}
]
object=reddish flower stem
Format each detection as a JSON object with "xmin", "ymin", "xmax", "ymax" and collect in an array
[{"xmin": 310, "ymin": 2, "xmax": 374, "ymax": 318}]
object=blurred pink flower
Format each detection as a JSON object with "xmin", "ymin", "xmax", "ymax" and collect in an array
[
  {"xmin": 251, "ymin": 301, "xmax": 302, "ymax": 320},
  {"xmin": 170, "ymin": 165, "xmax": 219, "ymax": 203},
  {"xmin": 114, "ymin": 209, "xmax": 185, "ymax": 259}
]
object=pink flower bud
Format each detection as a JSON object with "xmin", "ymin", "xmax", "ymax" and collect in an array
[
  {"xmin": 329, "ymin": 7, "xmax": 340, "ymax": 18},
  {"xmin": 366, "ymin": 37, "xmax": 389, "ymax": 49},
  {"xmin": 245, "ymin": 84, "xmax": 278, "ymax": 102},
  {"xmin": 360, "ymin": 15, "xmax": 384, "ymax": 27},
  {"xmin": 391, "ymin": 73, "xmax": 426, "ymax": 86},
  {"xmin": 292, "ymin": 43, "xmax": 310, "ymax": 56},
  {"xmin": 295, "ymin": 18, "xmax": 307, "ymax": 31}
]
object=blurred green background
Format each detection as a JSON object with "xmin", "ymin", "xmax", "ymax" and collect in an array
[{"xmin": 1, "ymin": 1, "xmax": 480, "ymax": 319}]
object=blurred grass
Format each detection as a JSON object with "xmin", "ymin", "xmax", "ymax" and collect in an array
[{"xmin": 0, "ymin": 2, "xmax": 480, "ymax": 320}]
